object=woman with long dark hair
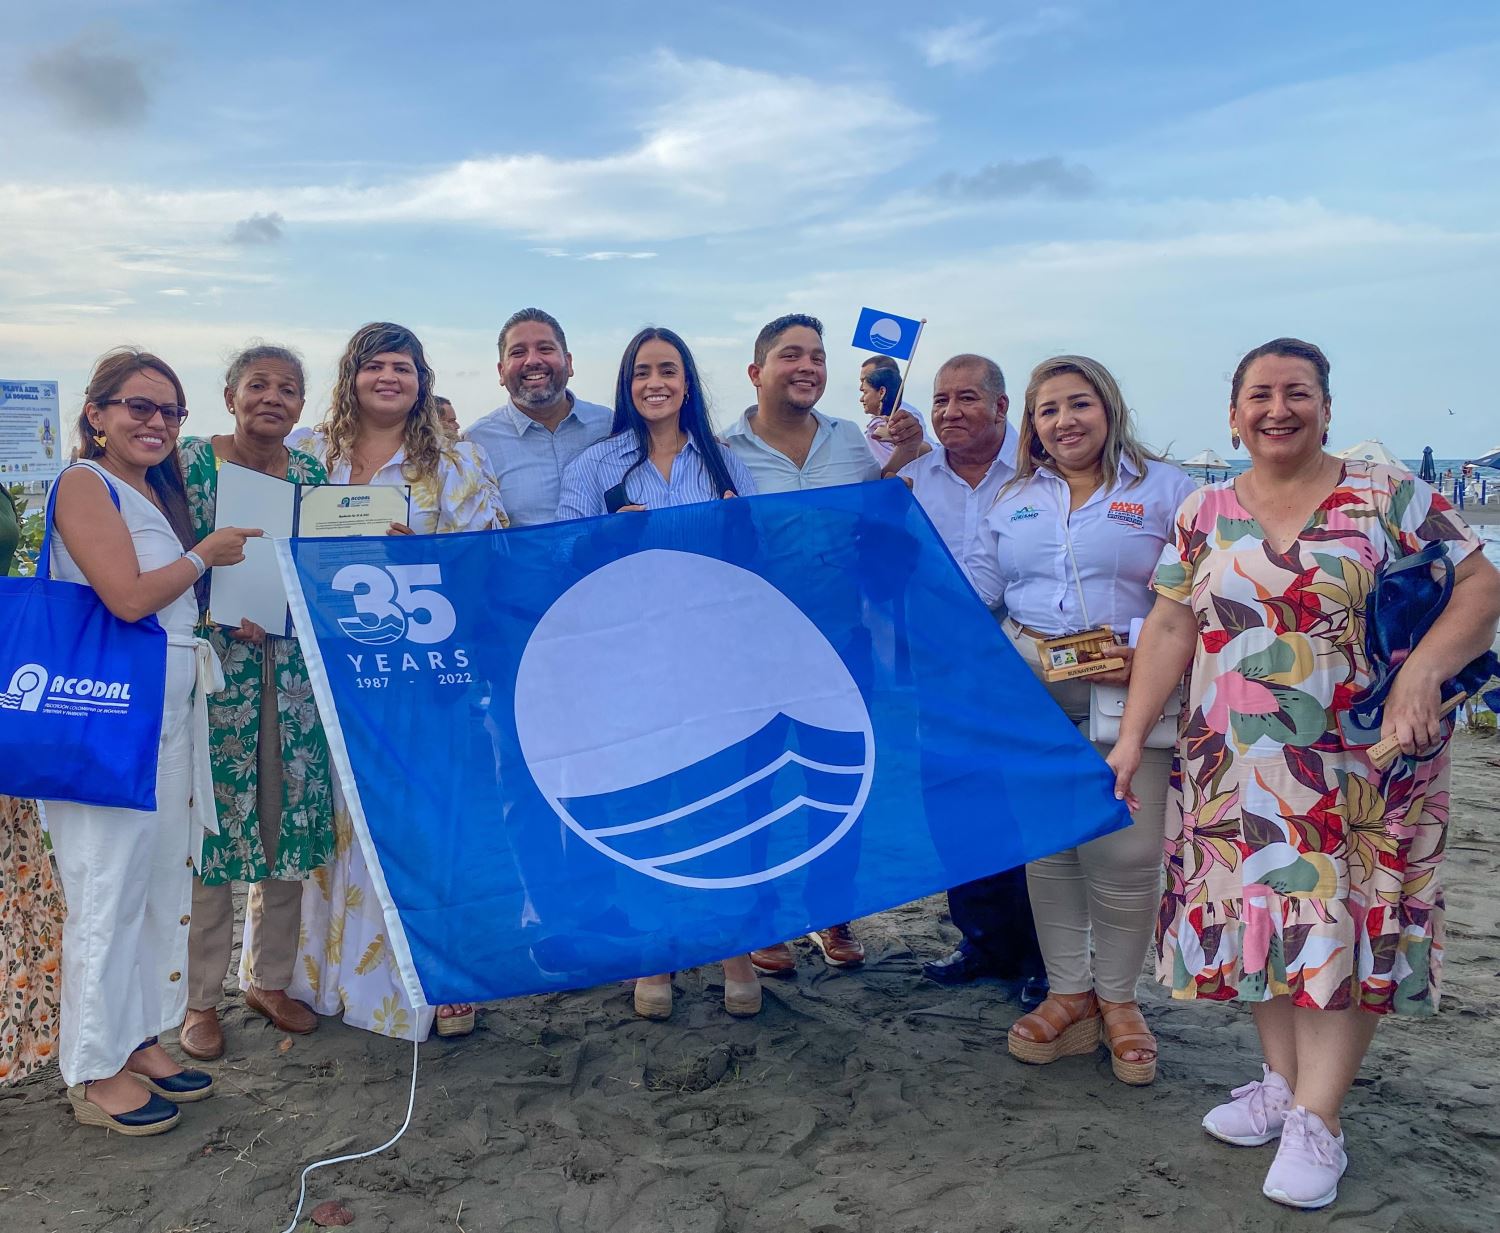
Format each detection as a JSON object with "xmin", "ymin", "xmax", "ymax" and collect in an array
[
  {"xmin": 556, "ymin": 326, "xmax": 754, "ymax": 520},
  {"xmin": 556, "ymin": 328, "xmax": 761, "ymax": 1020},
  {"xmin": 45, "ymin": 349, "xmax": 259, "ymax": 1133}
]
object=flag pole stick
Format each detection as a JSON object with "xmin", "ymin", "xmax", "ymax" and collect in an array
[{"xmin": 891, "ymin": 318, "xmax": 927, "ymax": 412}]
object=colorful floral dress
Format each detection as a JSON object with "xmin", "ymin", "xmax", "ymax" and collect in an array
[
  {"xmin": 2, "ymin": 489, "xmax": 65, "ymax": 1082},
  {"xmin": 1153, "ymin": 462, "xmax": 1480, "ymax": 1015},
  {"xmin": 180, "ymin": 437, "xmax": 335, "ymax": 884},
  {"xmin": 1, "ymin": 797, "xmax": 64, "ymax": 1082}
]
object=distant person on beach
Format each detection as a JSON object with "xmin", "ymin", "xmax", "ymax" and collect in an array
[
  {"xmin": 723, "ymin": 313, "xmax": 908, "ymax": 975},
  {"xmin": 464, "ymin": 308, "xmax": 612, "ymax": 526},
  {"xmin": 558, "ymin": 326, "xmax": 762, "ymax": 1020},
  {"xmin": 967, "ymin": 355, "xmax": 1194, "ymax": 1090},
  {"xmin": 45, "ymin": 348, "xmax": 262, "ymax": 1134},
  {"xmin": 1111, "ymin": 337, "xmax": 1500, "ymax": 1210},
  {"xmin": 881, "ymin": 353, "xmax": 1047, "ymax": 1007},
  {"xmin": 434, "ymin": 395, "xmax": 460, "ymax": 438},
  {"xmin": 860, "ymin": 354, "xmax": 929, "ymax": 468}
]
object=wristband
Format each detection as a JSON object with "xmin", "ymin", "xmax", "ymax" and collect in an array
[{"xmin": 184, "ymin": 550, "xmax": 207, "ymax": 579}]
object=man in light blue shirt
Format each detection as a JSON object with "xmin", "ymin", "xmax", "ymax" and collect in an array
[
  {"xmin": 722, "ymin": 314, "xmax": 880, "ymax": 494},
  {"xmin": 722, "ymin": 313, "xmax": 883, "ymax": 978},
  {"xmin": 463, "ymin": 308, "xmax": 612, "ymax": 526}
]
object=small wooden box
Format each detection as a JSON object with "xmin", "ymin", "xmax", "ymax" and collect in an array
[{"xmin": 1036, "ymin": 628, "xmax": 1125, "ymax": 684}]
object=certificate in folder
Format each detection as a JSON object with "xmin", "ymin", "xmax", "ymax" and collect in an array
[{"xmin": 209, "ymin": 462, "xmax": 411, "ymax": 634}]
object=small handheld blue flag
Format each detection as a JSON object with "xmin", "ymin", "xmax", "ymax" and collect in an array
[
  {"xmin": 852, "ymin": 308, "xmax": 922, "ymax": 361},
  {"xmin": 281, "ymin": 483, "xmax": 1130, "ymax": 1008}
]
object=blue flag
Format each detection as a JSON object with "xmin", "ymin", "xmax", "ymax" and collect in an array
[
  {"xmin": 851, "ymin": 307, "xmax": 922, "ymax": 361},
  {"xmin": 281, "ymin": 483, "xmax": 1128, "ymax": 1006}
]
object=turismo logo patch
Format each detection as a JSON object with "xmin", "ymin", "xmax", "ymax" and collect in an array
[
  {"xmin": 1009, "ymin": 505, "xmax": 1041, "ymax": 523},
  {"xmin": 1107, "ymin": 501, "xmax": 1145, "ymax": 528}
]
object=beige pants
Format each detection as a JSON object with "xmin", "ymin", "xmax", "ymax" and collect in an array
[
  {"xmin": 187, "ymin": 648, "xmax": 303, "ymax": 1009},
  {"xmin": 1005, "ymin": 621, "xmax": 1172, "ymax": 1003}
]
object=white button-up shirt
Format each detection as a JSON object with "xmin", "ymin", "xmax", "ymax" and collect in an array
[
  {"xmin": 462, "ymin": 394, "xmax": 612, "ymax": 526},
  {"xmin": 970, "ymin": 455, "xmax": 1197, "ymax": 633},
  {"xmin": 555, "ymin": 433, "xmax": 759, "ymax": 520},
  {"xmin": 722, "ymin": 408, "xmax": 879, "ymax": 493},
  {"xmin": 898, "ymin": 429, "xmax": 1018, "ymax": 595}
]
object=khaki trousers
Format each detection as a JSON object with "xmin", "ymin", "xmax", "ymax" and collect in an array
[
  {"xmin": 1005, "ymin": 621, "xmax": 1172, "ymax": 1003},
  {"xmin": 186, "ymin": 646, "xmax": 304, "ymax": 1009}
]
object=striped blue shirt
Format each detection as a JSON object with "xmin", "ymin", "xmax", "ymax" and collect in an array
[
  {"xmin": 462, "ymin": 395, "xmax": 612, "ymax": 527},
  {"xmin": 556, "ymin": 432, "xmax": 758, "ymax": 520}
]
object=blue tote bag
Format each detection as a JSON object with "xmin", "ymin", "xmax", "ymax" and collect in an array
[{"xmin": 0, "ymin": 466, "xmax": 168, "ymax": 809}]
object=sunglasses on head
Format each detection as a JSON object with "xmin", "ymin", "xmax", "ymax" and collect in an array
[{"xmin": 96, "ymin": 397, "xmax": 190, "ymax": 426}]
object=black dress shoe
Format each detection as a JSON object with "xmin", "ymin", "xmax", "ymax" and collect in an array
[
  {"xmin": 922, "ymin": 946, "xmax": 995, "ymax": 985},
  {"xmin": 1019, "ymin": 975, "xmax": 1050, "ymax": 1010}
]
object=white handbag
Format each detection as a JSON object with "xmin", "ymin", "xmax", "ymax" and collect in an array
[{"xmin": 1089, "ymin": 683, "xmax": 1182, "ymax": 749}]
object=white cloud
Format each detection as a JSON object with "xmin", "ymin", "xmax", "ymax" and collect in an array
[{"xmin": 915, "ymin": 9, "xmax": 1077, "ymax": 71}]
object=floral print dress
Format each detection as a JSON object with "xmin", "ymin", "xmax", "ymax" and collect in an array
[
  {"xmin": 1, "ymin": 796, "xmax": 64, "ymax": 1082},
  {"xmin": 180, "ymin": 437, "xmax": 336, "ymax": 884},
  {"xmin": 1153, "ymin": 462, "xmax": 1480, "ymax": 1015},
  {"xmin": 247, "ymin": 434, "xmax": 506, "ymax": 1039}
]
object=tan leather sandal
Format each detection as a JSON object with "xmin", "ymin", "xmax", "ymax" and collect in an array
[
  {"xmin": 1007, "ymin": 991, "xmax": 1100, "ymax": 1064},
  {"xmin": 1098, "ymin": 998, "xmax": 1157, "ymax": 1085}
]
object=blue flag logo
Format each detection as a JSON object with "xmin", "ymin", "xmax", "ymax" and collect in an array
[
  {"xmin": 852, "ymin": 307, "xmax": 922, "ymax": 360},
  {"xmin": 281, "ymin": 483, "xmax": 1128, "ymax": 1006}
]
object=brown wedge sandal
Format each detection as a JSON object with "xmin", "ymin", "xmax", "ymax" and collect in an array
[
  {"xmin": 1098, "ymin": 998, "xmax": 1157, "ymax": 1085},
  {"xmin": 1007, "ymin": 991, "xmax": 1100, "ymax": 1065}
]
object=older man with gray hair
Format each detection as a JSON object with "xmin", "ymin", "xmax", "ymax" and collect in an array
[{"xmin": 884, "ymin": 353, "xmax": 1048, "ymax": 1008}]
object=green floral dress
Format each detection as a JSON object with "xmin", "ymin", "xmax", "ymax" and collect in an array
[{"xmin": 180, "ymin": 437, "xmax": 335, "ymax": 885}]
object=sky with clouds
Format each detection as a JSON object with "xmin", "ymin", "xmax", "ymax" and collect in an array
[{"xmin": 2, "ymin": 1, "xmax": 1498, "ymax": 457}]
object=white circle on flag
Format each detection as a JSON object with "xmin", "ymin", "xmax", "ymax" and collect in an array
[
  {"xmin": 868, "ymin": 318, "xmax": 903, "ymax": 351},
  {"xmin": 514, "ymin": 549, "xmax": 875, "ymax": 889}
]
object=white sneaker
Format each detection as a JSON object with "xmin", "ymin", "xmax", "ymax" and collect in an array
[
  {"xmin": 1202, "ymin": 1065, "xmax": 1293, "ymax": 1146},
  {"xmin": 1262, "ymin": 1106, "xmax": 1347, "ymax": 1209}
]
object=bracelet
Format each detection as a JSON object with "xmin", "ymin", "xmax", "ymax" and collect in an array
[{"xmin": 183, "ymin": 550, "xmax": 207, "ymax": 579}]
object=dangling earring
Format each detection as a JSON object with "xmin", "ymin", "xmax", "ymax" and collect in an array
[
  {"xmin": 92, "ymin": 429, "xmax": 107, "ymax": 448},
  {"xmin": 1321, "ymin": 430, "xmax": 1329, "ymax": 446},
  {"xmin": 1231, "ymin": 432, "xmax": 1241, "ymax": 450}
]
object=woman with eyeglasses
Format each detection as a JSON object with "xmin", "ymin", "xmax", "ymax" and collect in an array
[{"xmin": 43, "ymin": 349, "xmax": 260, "ymax": 1134}]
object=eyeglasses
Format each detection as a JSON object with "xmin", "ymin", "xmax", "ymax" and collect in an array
[{"xmin": 96, "ymin": 397, "xmax": 190, "ymax": 426}]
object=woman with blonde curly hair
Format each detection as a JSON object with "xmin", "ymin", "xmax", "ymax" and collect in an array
[{"xmin": 257, "ymin": 322, "xmax": 507, "ymax": 1041}]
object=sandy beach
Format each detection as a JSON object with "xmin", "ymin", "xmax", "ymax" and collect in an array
[{"xmin": 3, "ymin": 732, "xmax": 1498, "ymax": 1233}]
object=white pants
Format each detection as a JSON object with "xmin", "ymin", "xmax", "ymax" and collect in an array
[{"xmin": 47, "ymin": 647, "xmax": 197, "ymax": 1085}]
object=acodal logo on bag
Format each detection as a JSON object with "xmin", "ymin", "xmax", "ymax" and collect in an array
[
  {"xmin": 1, "ymin": 660, "xmax": 134, "ymax": 716},
  {"xmin": 332, "ymin": 564, "xmax": 457, "ymax": 646},
  {"xmin": 1, "ymin": 663, "xmax": 48, "ymax": 712},
  {"xmin": 514, "ymin": 549, "xmax": 876, "ymax": 890}
]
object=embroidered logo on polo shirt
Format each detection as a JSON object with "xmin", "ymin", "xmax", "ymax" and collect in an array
[
  {"xmin": 1106, "ymin": 501, "xmax": 1145, "ymax": 528},
  {"xmin": 1009, "ymin": 505, "xmax": 1041, "ymax": 522}
]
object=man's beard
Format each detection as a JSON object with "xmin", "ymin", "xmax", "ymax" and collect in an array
[{"xmin": 511, "ymin": 372, "xmax": 563, "ymax": 409}]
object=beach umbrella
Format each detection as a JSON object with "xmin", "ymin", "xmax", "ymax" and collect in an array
[
  {"xmin": 1419, "ymin": 446, "xmax": 1437, "ymax": 483},
  {"xmin": 1471, "ymin": 444, "xmax": 1500, "ymax": 469},
  {"xmin": 1181, "ymin": 448, "xmax": 1228, "ymax": 474},
  {"xmin": 1334, "ymin": 438, "xmax": 1405, "ymax": 468}
]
